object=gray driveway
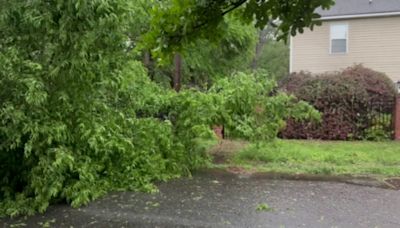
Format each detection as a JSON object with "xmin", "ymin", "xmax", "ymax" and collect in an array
[{"xmin": 1, "ymin": 170, "xmax": 400, "ymax": 228}]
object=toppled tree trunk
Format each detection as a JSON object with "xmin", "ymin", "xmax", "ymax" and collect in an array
[
  {"xmin": 143, "ymin": 51, "xmax": 151, "ymax": 68},
  {"xmin": 173, "ymin": 53, "xmax": 182, "ymax": 92},
  {"xmin": 143, "ymin": 50, "xmax": 153, "ymax": 80}
]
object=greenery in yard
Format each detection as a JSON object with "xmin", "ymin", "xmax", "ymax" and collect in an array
[
  {"xmin": 143, "ymin": 0, "xmax": 333, "ymax": 60},
  {"xmin": 256, "ymin": 41, "xmax": 290, "ymax": 80},
  {"xmin": 0, "ymin": 0, "xmax": 222, "ymax": 216},
  {"xmin": 210, "ymin": 72, "xmax": 320, "ymax": 141},
  {"xmin": 232, "ymin": 140, "xmax": 400, "ymax": 176},
  {"xmin": 280, "ymin": 65, "xmax": 397, "ymax": 140},
  {"xmin": 180, "ymin": 16, "xmax": 258, "ymax": 88},
  {"xmin": 0, "ymin": 0, "xmax": 333, "ymax": 217},
  {"xmin": 256, "ymin": 203, "xmax": 273, "ymax": 212},
  {"xmin": 137, "ymin": 1, "xmax": 259, "ymax": 89},
  {"xmin": 137, "ymin": 0, "xmax": 302, "ymax": 92}
]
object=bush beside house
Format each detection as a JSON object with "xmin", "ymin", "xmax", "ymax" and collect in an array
[{"xmin": 279, "ymin": 65, "xmax": 397, "ymax": 140}]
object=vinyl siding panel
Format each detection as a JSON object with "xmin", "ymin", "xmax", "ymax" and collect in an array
[{"xmin": 291, "ymin": 16, "xmax": 400, "ymax": 81}]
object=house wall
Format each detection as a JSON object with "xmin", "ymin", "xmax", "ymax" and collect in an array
[{"xmin": 291, "ymin": 16, "xmax": 400, "ymax": 81}]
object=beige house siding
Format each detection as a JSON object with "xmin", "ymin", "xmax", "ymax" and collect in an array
[{"xmin": 291, "ymin": 16, "xmax": 400, "ymax": 81}]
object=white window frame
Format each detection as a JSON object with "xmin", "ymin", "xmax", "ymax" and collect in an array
[{"xmin": 329, "ymin": 23, "xmax": 348, "ymax": 54}]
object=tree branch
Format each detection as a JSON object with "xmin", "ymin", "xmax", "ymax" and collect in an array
[
  {"xmin": 166, "ymin": 0, "xmax": 248, "ymax": 48},
  {"xmin": 221, "ymin": 0, "xmax": 247, "ymax": 16},
  {"xmin": 193, "ymin": 0, "xmax": 248, "ymax": 29}
]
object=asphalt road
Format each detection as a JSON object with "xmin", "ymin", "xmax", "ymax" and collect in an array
[{"xmin": 1, "ymin": 170, "xmax": 400, "ymax": 228}]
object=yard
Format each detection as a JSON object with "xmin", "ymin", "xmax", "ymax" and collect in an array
[
  {"xmin": 210, "ymin": 140, "xmax": 400, "ymax": 177},
  {"xmin": 4, "ymin": 0, "xmax": 400, "ymax": 220}
]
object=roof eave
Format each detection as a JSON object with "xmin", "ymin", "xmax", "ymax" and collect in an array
[{"xmin": 320, "ymin": 11, "xmax": 400, "ymax": 20}]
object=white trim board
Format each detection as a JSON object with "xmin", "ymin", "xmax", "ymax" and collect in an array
[{"xmin": 320, "ymin": 11, "xmax": 400, "ymax": 20}]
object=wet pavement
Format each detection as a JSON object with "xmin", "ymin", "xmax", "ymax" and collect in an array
[{"xmin": 1, "ymin": 169, "xmax": 400, "ymax": 228}]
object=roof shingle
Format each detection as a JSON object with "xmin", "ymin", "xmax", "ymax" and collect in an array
[{"xmin": 316, "ymin": 0, "xmax": 400, "ymax": 17}]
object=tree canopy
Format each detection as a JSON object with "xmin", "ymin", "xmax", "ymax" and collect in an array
[{"xmin": 142, "ymin": 0, "xmax": 334, "ymax": 59}]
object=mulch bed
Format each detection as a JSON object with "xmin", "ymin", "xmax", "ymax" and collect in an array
[
  {"xmin": 212, "ymin": 153, "xmax": 228, "ymax": 164},
  {"xmin": 209, "ymin": 140, "xmax": 248, "ymax": 164}
]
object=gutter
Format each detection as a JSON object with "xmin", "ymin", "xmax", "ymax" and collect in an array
[{"xmin": 320, "ymin": 11, "xmax": 400, "ymax": 20}]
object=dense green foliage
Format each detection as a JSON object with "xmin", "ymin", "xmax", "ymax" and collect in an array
[
  {"xmin": 363, "ymin": 114, "xmax": 393, "ymax": 141},
  {"xmin": 1, "ymin": 0, "xmax": 328, "ymax": 217},
  {"xmin": 129, "ymin": 1, "xmax": 259, "ymax": 89},
  {"xmin": 0, "ymin": 0, "xmax": 216, "ymax": 216},
  {"xmin": 210, "ymin": 72, "xmax": 320, "ymax": 141},
  {"xmin": 280, "ymin": 65, "xmax": 397, "ymax": 140},
  {"xmin": 132, "ymin": 1, "xmax": 297, "ymax": 89},
  {"xmin": 152, "ymin": 16, "xmax": 258, "ymax": 89},
  {"xmin": 181, "ymin": 17, "xmax": 257, "ymax": 88},
  {"xmin": 143, "ymin": 0, "xmax": 334, "ymax": 60},
  {"xmin": 256, "ymin": 41, "xmax": 290, "ymax": 80}
]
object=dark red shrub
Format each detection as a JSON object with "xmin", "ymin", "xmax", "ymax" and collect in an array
[
  {"xmin": 280, "ymin": 65, "xmax": 397, "ymax": 140},
  {"xmin": 342, "ymin": 64, "xmax": 397, "ymax": 104},
  {"xmin": 278, "ymin": 71, "xmax": 313, "ymax": 93}
]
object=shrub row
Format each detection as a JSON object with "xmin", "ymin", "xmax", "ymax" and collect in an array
[{"xmin": 279, "ymin": 65, "xmax": 397, "ymax": 140}]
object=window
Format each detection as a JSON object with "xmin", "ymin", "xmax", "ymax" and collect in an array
[{"xmin": 330, "ymin": 24, "xmax": 348, "ymax": 54}]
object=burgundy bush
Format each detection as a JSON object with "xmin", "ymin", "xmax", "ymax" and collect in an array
[
  {"xmin": 278, "ymin": 71, "xmax": 313, "ymax": 93},
  {"xmin": 279, "ymin": 65, "xmax": 397, "ymax": 140}
]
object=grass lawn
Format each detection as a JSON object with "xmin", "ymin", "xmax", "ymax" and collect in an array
[{"xmin": 210, "ymin": 140, "xmax": 400, "ymax": 177}]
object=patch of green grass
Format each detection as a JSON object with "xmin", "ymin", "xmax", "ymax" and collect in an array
[
  {"xmin": 256, "ymin": 203, "xmax": 273, "ymax": 212},
  {"xmin": 231, "ymin": 140, "xmax": 400, "ymax": 177}
]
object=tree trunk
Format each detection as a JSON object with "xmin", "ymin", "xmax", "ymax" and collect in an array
[
  {"xmin": 173, "ymin": 53, "xmax": 182, "ymax": 92},
  {"xmin": 251, "ymin": 27, "xmax": 270, "ymax": 70},
  {"xmin": 143, "ymin": 51, "xmax": 153, "ymax": 80}
]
